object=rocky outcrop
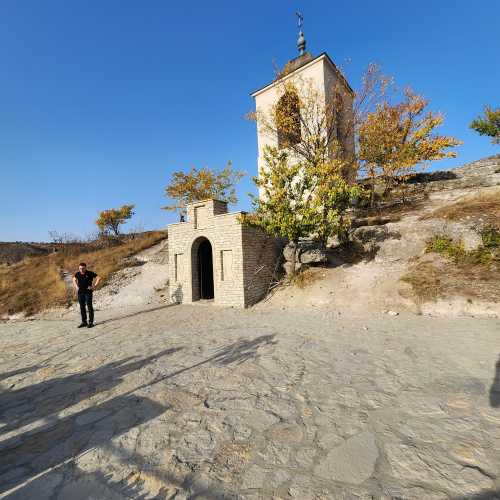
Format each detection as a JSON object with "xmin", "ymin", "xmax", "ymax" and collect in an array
[
  {"xmin": 408, "ymin": 155, "xmax": 500, "ymax": 193},
  {"xmin": 282, "ymin": 240, "xmax": 328, "ymax": 274}
]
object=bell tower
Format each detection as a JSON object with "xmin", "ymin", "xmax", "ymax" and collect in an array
[{"xmin": 250, "ymin": 14, "xmax": 356, "ymax": 184}]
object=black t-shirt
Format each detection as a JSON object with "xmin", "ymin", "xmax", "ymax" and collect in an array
[{"xmin": 74, "ymin": 271, "xmax": 97, "ymax": 292}]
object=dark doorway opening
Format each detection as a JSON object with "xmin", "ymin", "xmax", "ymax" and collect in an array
[{"xmin": 197, "ymin": 239, "xmax": 214, "ymax": 300}]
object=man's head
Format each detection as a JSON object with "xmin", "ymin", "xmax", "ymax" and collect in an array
[{"xmin": 78, "ymin": 263, "xmax": 87, "ymax": 273}]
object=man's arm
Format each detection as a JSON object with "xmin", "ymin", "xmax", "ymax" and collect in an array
[
  {"xmin": 72, "ymin": 276, "xmax": 79, "ymax": 293},
  {"xmin": 89, "ymin": 274, "xmax": 101, "ymax": 291}
]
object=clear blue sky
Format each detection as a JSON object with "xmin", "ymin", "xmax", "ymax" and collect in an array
[{"xmin": 1, "ymin": 0, "xmax": 499, "ymax": 242}]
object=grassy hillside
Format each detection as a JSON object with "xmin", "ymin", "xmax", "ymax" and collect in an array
[
  {"xmin": 0, "ymin": 242, "xmax": 53, "ymax": 264},
  {"xmin": 0, "ymin": 231, "xmax": 167, "ymax": 317}
]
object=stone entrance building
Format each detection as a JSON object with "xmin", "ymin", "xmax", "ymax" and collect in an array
[
  {"xmin": 167, "ymin": 24, "xmax": 354, "ymax": 307},
  {"xmin": 167, "ymin": 199, "xmax": 278, "ymax": 307}
]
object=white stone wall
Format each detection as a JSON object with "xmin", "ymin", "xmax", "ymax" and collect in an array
[{"xmin": 168, "ymin": 199, "xmax": 278, "ymax": 308}]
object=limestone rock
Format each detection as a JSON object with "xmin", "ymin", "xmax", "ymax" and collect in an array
[
  {"xmin": 283, "ymin": 243, "xmax": 298, "ymax": 262},
  {"xmin": 447, "ymin": 222, "xmax": 482, "ymax": 251},
  {"xmin": 314, "ymin": 430, "xmax": 379, "ymax": 484},
  {"xmin": 385, "ymin": 310, "xmax": 399, "ymax": 316},
  {"xmin": 299, "ymin": 247, "xmax": 328, "ymax": 265},
  {"xmin": 283, "ymin": 261, "xmax": 303, "ymax": 275},
  {"xmin": 352, "ymin": 225, "xmax": 401, "ymax": 244},
  {"xmin": 385, "ymin": 443, "xmax": 494, "ymax": 494},
  {"xmin": 283, "ymin": 240, "xmax": 328, "ymax": 266},
  {"xmin": 241, "ymin": 464, "xmax": 266, "ymax": 489}
]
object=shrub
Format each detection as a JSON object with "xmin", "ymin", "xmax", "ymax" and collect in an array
[
  {"xmin": 426, "ymin": 230, "xmax": 499, "ymax": 267},
  {"xmin": 426, "ymin": 236, "xmax": 465, "ymax": 260}
]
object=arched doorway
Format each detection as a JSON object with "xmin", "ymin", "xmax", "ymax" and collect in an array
[{"xmin": 191, "ymin": 237, "xmax": 214, "ymax": 301}]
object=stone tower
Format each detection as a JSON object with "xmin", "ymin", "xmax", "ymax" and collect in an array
[{"xmin": 250, "ymin": 27, "xmax": 356, "ymax": 184}]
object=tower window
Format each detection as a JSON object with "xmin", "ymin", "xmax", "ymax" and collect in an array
[{"xmin": 276, "ymin": 90, "xmax": 301, "ymax": 149}]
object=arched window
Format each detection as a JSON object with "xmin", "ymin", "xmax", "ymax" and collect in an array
[{"xmin": 276, "ymin": 90, "xmax": 301, "ymax": 149}]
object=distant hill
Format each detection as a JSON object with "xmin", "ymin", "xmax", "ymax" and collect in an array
[{"xmin": 0, "ymin": 242, "xmax": 54, "ymax": 265}]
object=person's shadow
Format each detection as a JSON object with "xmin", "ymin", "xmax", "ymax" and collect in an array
[
  {"xmin": 0, "ymin": 393, "xmax": 167, "ymax": 495},
  {"xmin": 490, "ymin": 355, "xmax": 500, "ymax": 408},
  {"xmin": 0, "ymin": 348, "xmax": 181, "ymax": 437}
]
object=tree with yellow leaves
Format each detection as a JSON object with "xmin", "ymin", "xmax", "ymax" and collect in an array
[
  {"xmin": 310, "ymin": 154, "xmax": 364, "ymax": 245},
  {"xmin": 245, "ymin": 65, "xmax": 373, "ymax": 257},
  {"xmin": 358, "ymin": 89, "xmax": 461, "ymax": 204},
  {"xmin": 163, "ymin": 162, "xmax": 244, "ymax": 218},
  {"xmin": 96, "ymin": 204, "xmax": 135, "ymax": 236}
]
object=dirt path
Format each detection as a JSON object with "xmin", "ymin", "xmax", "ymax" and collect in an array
[
  {"xmin": 1, "ymin": 305, "xmax": 499, "ymax": 499},
  {"xmin": 57, "ymin": 240, "xmax": 170, "ymax": 317}
]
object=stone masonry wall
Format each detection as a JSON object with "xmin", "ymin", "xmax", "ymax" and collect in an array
[
  {"xmin": 168, "ymin": 199, "xmax": 280, "ymax": 308},
  {"xmin": 168, "ymin": 201, "xmax": 245, "ymax": 308},
  {"xmin": 241, "ymin": 226, "xmax": 281, "ymax": 306}
]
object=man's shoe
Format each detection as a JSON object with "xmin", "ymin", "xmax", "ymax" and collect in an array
[
  {"xmin": 87, "ymin": 323, "xmax": 94, "ymax": 328},
  {"xmin": 77, "ymin": 323, "xmax": 88, "ymax": 328}
]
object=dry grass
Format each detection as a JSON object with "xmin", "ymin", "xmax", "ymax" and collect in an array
[
  {"xmin": 0, "ymin": 257, "xmax": 69, "ymax": 317},
  {"xmin": 402, "ymin": 258, "xmax": 500, "ymax": 304},
  {"xmin": 56, "ymin": 231, "xmax": 167, "ymax": 282},
  {"xmin": 288, "ymin": 267, "xmax": 323, "ymax": 289},
  {"xmin": 0, "ymin": 231, "xmax": 167, "ymax": 317},
  {"xmin": 420, "ymin": 190, "xmax": 500, "ymax": 226},
  {"xmin": 401, "ymin": 260, "xmax": 443, "ymax": 302},
  {"xmin": 402, "ymin": 228, "xmax": 500, "ymax": 304}
]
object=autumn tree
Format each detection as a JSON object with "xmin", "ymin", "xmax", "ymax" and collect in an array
[
  {"xmin": 96, "ymin": 204, "xmax": 135, "ymax": 236},
  {"xmin": 244, "ymin": 144, "xmax": 362, "ymax": 267},
  {"xmin": 242, "ymin": 147, "xmax": 318, "ymax": 272},
  {"xmin": 310, "ymin": 154, "xmax": 364, "ymax": 245},
  {"xmin": 163, "ymin": 161, "xmax": 244, "ymax": 217},
  {"xmin": 358, "ymin": 89, "xmax": 461, "ymax": 204},
  {"xmin": 470, "ymin": 106, "xmax": 500, "ymax": 145}
]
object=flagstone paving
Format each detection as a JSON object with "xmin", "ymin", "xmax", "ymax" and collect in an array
[{"xmin": 0, "ymin": 305, "xmax": 499, "ymax": 499}]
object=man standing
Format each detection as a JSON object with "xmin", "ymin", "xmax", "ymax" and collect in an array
[{"xmin": 73, "ymin": 262, "xmax": 101, "ymax": 328}]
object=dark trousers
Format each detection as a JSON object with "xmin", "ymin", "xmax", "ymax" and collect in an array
[{"xmin": 78, "ymin": 290, "xmax": 94, "ymax": 324}]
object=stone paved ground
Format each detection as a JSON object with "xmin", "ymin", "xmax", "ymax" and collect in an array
[{"xmin": 0, "ymin": 305, "xmax": 499, "ymax": 499}]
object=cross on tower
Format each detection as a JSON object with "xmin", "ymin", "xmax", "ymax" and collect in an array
[
  {"xmin": 296, "ymin": 11, "xmax": 304, "ymax": 29},
  {"xmin": 295, "ymin": 12, "xmax": 306, "ymax": 55}
]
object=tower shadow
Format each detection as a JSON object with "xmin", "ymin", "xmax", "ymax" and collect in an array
[{"xmin": 490, "ymin": 355, "xmax": 500, "ymax": 407}]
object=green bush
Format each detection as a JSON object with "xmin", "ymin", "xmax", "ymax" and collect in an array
[{"xmin": 481, "ymin": 225, "xmax": 500, "ymax": 248}]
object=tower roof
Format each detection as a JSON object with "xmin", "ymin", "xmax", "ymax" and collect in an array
[{"xmin": 250, "ymin": 52, "xmax": 355, "ymax": 98}]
